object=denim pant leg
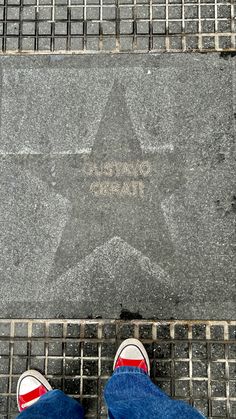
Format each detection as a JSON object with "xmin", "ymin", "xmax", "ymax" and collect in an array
[
  {"xmin": 17, "ymin": 389, "xmax": 84, "ymax": 419},
  {"xmin": 104, "ymin": 367, "xmax": 205, "ymax": 419}
]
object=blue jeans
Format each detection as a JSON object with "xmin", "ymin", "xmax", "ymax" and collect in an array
[{"xmin": 17, "ymin": 367, "xmax": 205, "ymax": 418}]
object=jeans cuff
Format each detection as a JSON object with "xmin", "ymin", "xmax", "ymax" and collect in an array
[{"xmin": 112, "ymin": 366, "xmax": 148, "ymax": 376}]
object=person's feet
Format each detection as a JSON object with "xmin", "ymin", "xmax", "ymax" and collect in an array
[
  {"xmin": 17, "ymin": 370, "xmax": 52, "ymax": 412},
  {"xmin": 113, "ymin": 338, "xmax": 150, "ymax": 375},
  {"xmin": 16, "ymin": 339, "xmax": 149, "ymax": 412}
]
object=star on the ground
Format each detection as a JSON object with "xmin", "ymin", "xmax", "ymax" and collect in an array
[{"xmin": 18, "ymin": 81, "xmax": 186, "ymax": 280}]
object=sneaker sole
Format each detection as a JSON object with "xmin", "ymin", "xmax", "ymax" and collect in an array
[
  {"xmin": 113, "ymin": 338, "xmax": 150, "ymax": 375},
  {"xmin": 17, "ymin": 369, "xmax": 52, "ymax": 412}
]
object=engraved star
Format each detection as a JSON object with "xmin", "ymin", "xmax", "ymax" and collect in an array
[{"xmin": 18, "ymin": 81, "xmax": 186, "ymax": 281}]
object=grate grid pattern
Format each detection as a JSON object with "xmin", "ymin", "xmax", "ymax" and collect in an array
[
  {"xmin": 0, "ymin": 0, "xmax": 235, "ymax": 53},
  {"xmin": 0, "ymin": 320, "xmax": 236, "ymax": 418}
]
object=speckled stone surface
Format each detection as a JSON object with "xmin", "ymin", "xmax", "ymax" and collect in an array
[{"xmin": 0, "ymin": 54, "xmax": 235, "ymax": 319}]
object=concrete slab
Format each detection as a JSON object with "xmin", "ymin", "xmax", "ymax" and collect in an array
[{"xmin": 0, "ymin": 54, "xmax": 235, "ymax": 319}]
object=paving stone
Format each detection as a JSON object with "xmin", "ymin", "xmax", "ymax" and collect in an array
[
  {"xmin": 192, "ymin": 361, "xmax": 208, "ymax": 377},
  {"xmin": 229, "ymin": 325, "xmax": 236, "ymax": 340},
  {"xmin": 210, "ymin": 362, "xmax": 226, "ymax": 379},
  {"xmin": 65, "ymin": 378, "xmax": 81, "ymax": 394},
  {"xmin": 174, "ymin": 361, "xmax": 189, "ymax": 377},
  {"xmin": 29, "ymin": 358, "xmax": 45, "ymax": 371},
  {"xmin": 100, "ymin": 360, "xmax": 113, "ymax": 376},
  {"xmin": 0, "ymin": 54, "xmax": 235, "ymax": 320},
  {"xmin": 174, "ymin": 325, "xmax": 188, "ymax": 340},
  {"xmin": 47, "ymin": 358, "xmax": 63, "ymax": 375},
  {"xmin": 10, "ymin": 377, "xmax": 19, "ymax": 394},
  {"xmin": 48, "ymin": 324, "xmax": 63, "ymax": 338},
  {"xmin": 0, "ymin": 341, "xmax": 10, "ymax": 356},
  {"xmin": 48, "ymin": 377, "xmax": 63, "ymax": 389},
  {"xmin": 175, "ymin": 380, "xmax": 190, "ymax": 397},
  {"xmin": 228, "ymin": 343, "xmax": 236, "ymax": 359},
  {"xmin": 84, "ymin": 324, "xmax": 98, "ymax": 339},
  {"xmin": 83, "ymin": 360, "xmax": 98, "ymax": 376},
  {"xmin": 210, "ymin": 325, "xmax": 224, "ymax": 340},
  {"xmin": 144, "ymin": 342, "xmax": 153, "ymax": 359},
  {"xmin": 231, "ymin": 401, "xmax": 236, "ymax": 417},
  {"xmin": 193, "ymin": 400, "xmax": 208, "ymax": 417},
  {"xmin": 0, "ymin": 358, "xmax": 9, "ymax": 374},
  {"xmin": 66, "ymin": 323, "xmax": 81, "ymax": 338},
  {"xmin": 83, "ymin": 342, "xmax": 98, "ymax": 357},
  {"xmin": 13, "ymin": 341, "xmax": 28, "ymax": 355},
  {"xmin": 12, "ymin": 357, "xmax": 27, "ymax": 374},
  {"xmin": 211, "ymin": 400, "xmax": 227, "ymax": 417},
  {"xmin": 154, "ymin": 342, "xmax": 172, "ymax": 359},
  {"xmin": 0, "ymin": 323, "xmax": 11, "ymax": 337},
  {"xmin": 229, "ymin": 362, "xmax": 236, "ymax": 379},
  {"xmin": 192, "ymin": 343, "xmax": 207, "ymax": 359},
  {"xmin": 229, "ymin": 380, "xmax": 236, "ymax": 397},
  {"xmin": 139, "ymin": 324, "xmax": 153, "ymax": 339},
  {"xmin": 101, "ymin": 342, "xmax": 116, "ymax": 358},
  {"xmin": 48, "ymin": 341, "xmax": 63, "ymax": 356},
  {"xmin": 174, "ymin": 342, "xmax": 189, "ymax": 358},
  {"xmin": 65, "ymin": 341, "xmax": 80, "ymax": 357},
  {"xmin": 157, "ymin": 325, "xmax": 171, "ymax": 340},
  {"xmin": 193, "ymin": 380, "xmax": 208, "ymax": 398},
  {"xmin": 14, "ymin": 323, "xmax": 28, "ymax": 337},
  {"xmin": 210, "ymin": 343, "xmax": 225, "ymax": 359},
  {"xmin": 119, "ymin": 324, "xmax": 134, "ymax": 339},
  {"xmin": 65, "ymin": 359, "xmax": 81, "ymax": 375},
  {"xmin": 211, "ymin": 380, "xmax": 226, "ymax": 397},
  {"xmin": 0, "ymin": 378, "xmax": 8, "ymax": 393},
  {"xmin": 83, "ymin": 378, "xmax": 98, "ymax": 395},
  {"xmin": 192, "ymin": 324, "xmax": 206, "ymax": 340},
  {"xmin": 102, "ymin": 324, "xmax": 116, "ymax": 339},
  {"xmin": 32, "ymin": 323, "xmax": 46, "ymax": 337}
]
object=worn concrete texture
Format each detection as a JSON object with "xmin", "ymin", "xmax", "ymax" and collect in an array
[{"xmin": 0, "ymin": 53, "xmax": 235, "ymax": 319}]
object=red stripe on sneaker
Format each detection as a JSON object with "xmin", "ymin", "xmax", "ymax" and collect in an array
[
  {"xmin": 19, "ymin": 384, "xmax": 47, "ymax": 410},
  {"xmin": 115, "ymin": 357, "xmax": 148, "ymax": 372}
]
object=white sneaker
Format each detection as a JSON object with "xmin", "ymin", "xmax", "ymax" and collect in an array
[
  {"xmin": 113, "ymin": 338, "xmax": 150, "ymax": 375},
  {"xmin": 17, "ymin": 369, "xmax": 52, "ymax": 412}
]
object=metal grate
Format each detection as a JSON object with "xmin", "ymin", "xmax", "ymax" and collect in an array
[
  {"xmin": 0, "ymin": 0, "xmax": 235, "ymax": 53},
  {"xmin": 0, "ymin": 320, "xmax": 236, "ymax": 418}
]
